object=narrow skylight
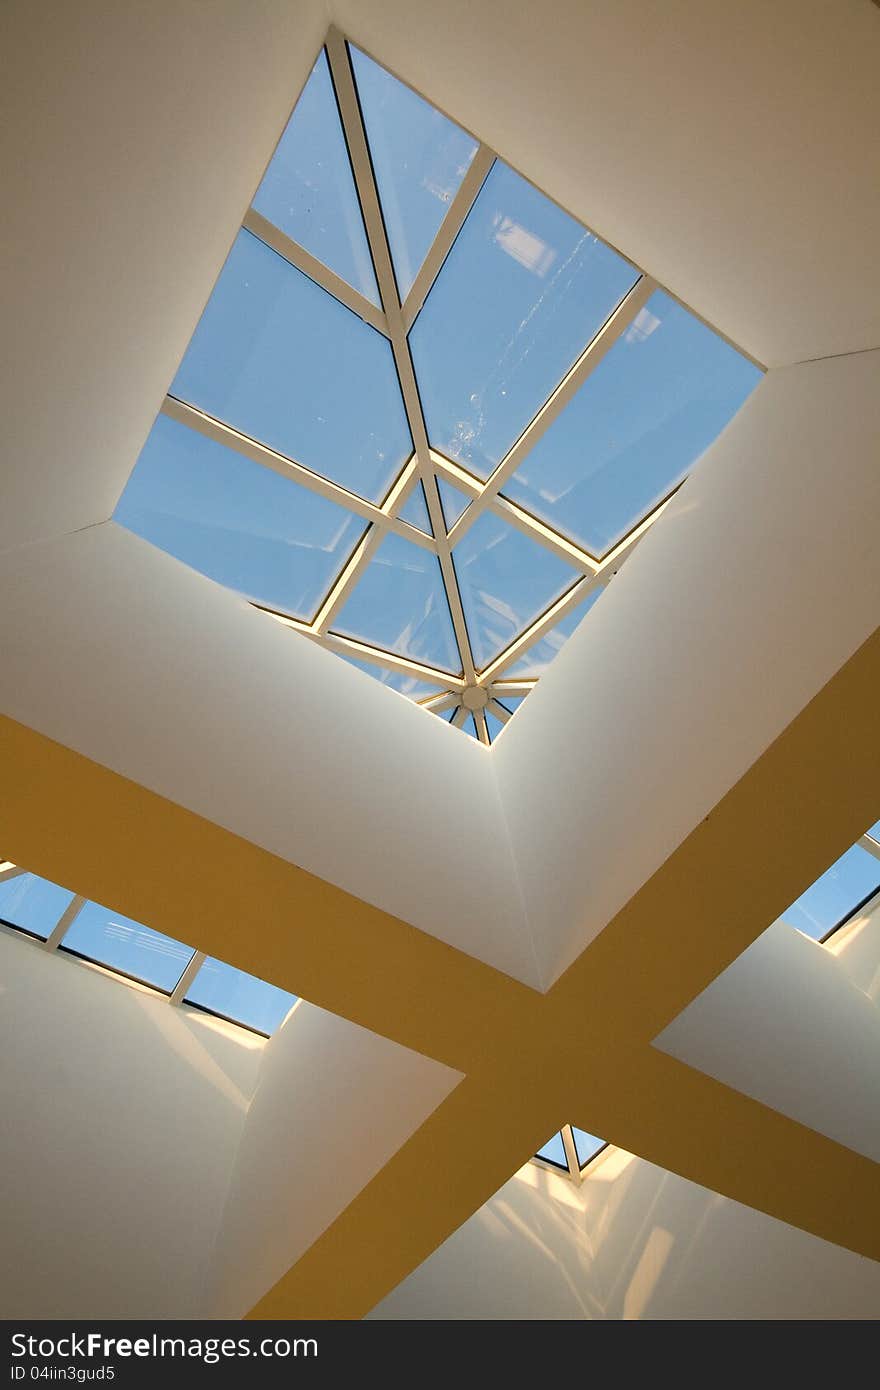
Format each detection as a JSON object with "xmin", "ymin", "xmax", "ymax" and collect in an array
[
  {"xmin": 534, "ymin": 1124, "xmax": 607, "ymax": 1180},
  {"xmin": 114, "ymin": 33, "xmax": 762, "ymax": 745},
  {"xmin": 0, "ymin": 863, "xmax": 296, "ymax": 1037},
  {"xmin": 774, "ymin": 822, "xmax": 880, "ymax": 942}
]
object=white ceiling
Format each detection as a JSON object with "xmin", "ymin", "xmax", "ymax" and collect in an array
[{"xmin": 2, "ymin": 0, "xmax": 879, "ymax": 986}]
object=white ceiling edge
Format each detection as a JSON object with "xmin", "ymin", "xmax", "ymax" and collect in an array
[
  {"xmin": 1, "ymin": 0, "xmax": 326, "ymax": 553},
  {"xmin": 209, "ymin": 998, "xmax": 460, "ymax": 1317},
  {"xmin": 335, "ymin": 0, "xmax": 880, "ymax": 367},
  {"xmin": 494, "ymin": 349, "xmax": 880, "ymax": 987},
  {"xmin": 653, "ymin": 915, "xmax": 880, "ymax": 1163},
  {"xmin": 0, "ymin": 522, "xmax": 537, "ymax": 985},
  {"xmin": 369, "ymin": 1148, "xmax": 880, "ymax": 1319}
]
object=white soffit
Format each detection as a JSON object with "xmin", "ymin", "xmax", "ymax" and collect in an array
[
  {"xmin": 0, "ymin": 522, "xmax": 535, "ymax": 984},
  {"xmin": 654, "ymin": 919, "xmax": 880, "ymax": 1164},
  {"xmin": 494, "ymin": 350, "xmax": 880, "ymax": 986},
  {"xmin": 1, "ymin": 0, "xmax": 326, "ymax": 553},
  {"xmin": 335, "ymin": 0, "xmax": 880, "ymax": 367}
]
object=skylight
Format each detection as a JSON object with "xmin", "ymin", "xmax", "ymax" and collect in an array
[
  {"xmin": 0, "ymin": 861, "xmax": 296, "ymax": 1037},
  {"xmin": 114, "ymin": 32, "xmax": 762, "ymax": 744},
  {"xmin": 534, "ymin": 1124, "xmax": 607, "ymax": 1180},
  {"xmin": 773, "ymin": 819, "xmax": 880, "ymax": 942}
]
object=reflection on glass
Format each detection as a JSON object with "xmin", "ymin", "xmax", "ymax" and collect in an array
[
  {"xmin": 341, "ymin": 655, "xmax": 439, "ymax": 701},
  {"xmin": 333, "ymin": 532, "xmax": 461, "ymax": 674},
  {"xmin": 171, "ymin": 230, "xmax": 411, "ymax": 502},
  {"xmin": 437, "ymin": 477, "xmax": 471, "ymax": 531},
  {"xmin": 775, "ymin": 844, "xmax": 880, "ymax": 941},
  {"xmin": 116, "ymin": 415, "xmax": 366, "ymax": 620},
  {"xmin": 535, "ymin": 1131, "xmax": 568, "ymax": 1168},
  {"xmin": 350, "ymin": 46, "xmax": 479, "ymax": 301},
  {"xmin": 503, "ymin": 589, "xmax": 603, "ymax": 678},
  {"xmin": 503, "ymin": 291, "xmax": 762, "ymax": 556},
  {"xmin": 61, "ymin": 902, "xmax": 194, "ymax": 992},
  {"xmin": 572, "ymin": 1127, "xmax": 606, "ymax": 1168},
  {"xmin": 453, "ymin": 512, "xmax": 579, "ymax": 669},
  {"xmin": 411, "ymin": 162, "xmax": 638, "ymax": 479},
  {"xmin": 398, "ymin": 480, "xmax": 432, "ymax": 535},
  {"xmin": 185, "ymin": 957, "xmax": 296, "ymax": 1035},
  {"xmin": 0, "ymin": 874, "xmax": 75, "ymax": 940},
  {"xmin": 252, "ymin": 51, "xmax": 378, "ymax": 303}
]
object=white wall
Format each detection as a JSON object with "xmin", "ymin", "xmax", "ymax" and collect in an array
[
  {"xmin": 494, "ymin": 349, "xmax": 880, "ymax": 986},
  {"xmin": 0, "ymin": 927, "xmax": 263, "ymax": 1319},
  {"xmin": 0, "ymin": 523, "xmax": 535, "ymax": 983},
  {"xmin": 371, "ymin": 1150, "xmax": 880, "ymax": 1320},
  {"xmin": 655, "ymin": 906, "xmax": 880, "ymax": 1163},
  {"xmin": 208, "ymin": 1002, "xmax": 459, "ymax": 1317}
]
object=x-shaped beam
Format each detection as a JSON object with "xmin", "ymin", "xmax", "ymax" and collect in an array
[{"xmin": 2, "ymin": 618, "xmax": 878, "ymax": 1318}]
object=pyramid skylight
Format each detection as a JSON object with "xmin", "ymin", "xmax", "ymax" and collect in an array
[{"xmin": 115, "ymin": 33, "xmax": 762, "ymax": 743}]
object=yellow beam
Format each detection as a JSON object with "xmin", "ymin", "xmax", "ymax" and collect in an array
[{"xmin": 2, "ymin": 623, "xmax": 879, "ymax": 1318}]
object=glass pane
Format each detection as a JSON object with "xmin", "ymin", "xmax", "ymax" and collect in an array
[
  {"xmin": 460, "ymin": 712, "xmax": 478, "ymax": 740},
  {"xmin": 536, "ymin": 1131, "xmax": 568, "ymax": 1169},
  {"xmin": 496, "ymin": 695, "xmax": 525, "ymax": 715},
  {"xmin": 0, "ymin": 873, "xmax": 75, "ymax": 940},
  {"xmin": 504, "ymin": 589, "xmax": 603, "ymax": 678},
  {"xmin": 350, "ymin": 45, "xmax": 479, "ymax": 301},
  {"xmin": 116, "ymin": 414, "xmax": 366, "ymax": 620},
  {"xmin": 61, "ymin": 902, "xmax": 194, "ymax": 992},
  {"xmin": 485, "ymin": 710, "xmax": 505, "ymax": 742},
  {"xmin": 503, "ymin": 291, "xmax": 762, "ymax": 557},
  {"xmin": 171, "ymin": 229, "xmax": 411, "ymax": 502},
  {"xmin": 333, "ymin": 532, "xmax": 461, "ymax": 674},
  {"xmin": 453, "ymin": 512, "xmax": 579, "ymax": 669},
  {"xmin": 252, "ymin": 51, "xmax": 379, "ymax": 303},
  {"xmin": 439, "ymin": 706, "xmax": 458, "ymax": 723},
  {"xmin": 866, "ymin": 820, "xmax": 880, "ymax": 845},
  {"xmin": 341, "ymin": 655, "xmax": 440, "ymax": 701},
  {"xmin": 185, "ymin": 957, "xmax": 296, "ymax": 1035},
  {"xmin": 572, "ymin": 1127, "xmax": 606, "ymax": 1168},
  {"xmin": 398, "ymin": 479, "xmax": 432, "ymax": 535},
  {"xmin": 437, "ymin": 477, "xmax": 472, "ymax": 531},
  {"xmin": 411, "ymin": 161, "xmax": 639, "ymax": 479},
  {"xmin": 774, "ymin": 844, "xmax": 880, "ymax": 941}
]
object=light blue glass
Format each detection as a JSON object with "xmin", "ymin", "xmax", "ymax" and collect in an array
[
  {"xmin": 437, "ymin": 477, "xmax": 471, "ymax": 531},
  {"xmin": 252, "ymin": 51, "xmax": 378, "ymax": 303},
  {"xmin": 485, "ymin": 710, "xmax": 505, "ymax": 743},
  {"xmin": 572, "ymin": 1127, "xmax": 606, "ymax": 1168},
  {"xmin": 497, "ymin": 695, "xmax": 525, "ymax": 715},
  {"xmin": 867, "ymin": 820, "xmax": 880, "ymax": 844},
  {"xmin": 0, "ymin": 873, "xmax": 75, "ymax": 940},
  {"xmin": 61, "ymin": 902, "xmax": 194, "ymax": 992},
  {"xmin": 536, "ymin": 1131, "xmax": 567, "ymax": 1168},
  {"xmin": 439, "ymin": 706, "xmax": 457, "ymax": 723},
  {"xmin": 504, "ymin": 589, "xmax": 603, "ymax": 678},
  {"xmin": 350, "ymin": 46, "xmax": 479, "ymax": 301},
  {"xmin": 185, "ymin": 957, "xmax": 297, "ymax": 1035},
  {"xmin": 398, "ymin": 480, "xmax": 432, "ymax": 535},
  {"xmin": 453, "ymin": 512, "xmax": 579, "ymax": 668},
  {"xmin": 171, "ymin": 230, "xmax": 411, "ymax": 502},
  {"xmin": 115, "ymin": 414, "xmax": 366, "ymax": 620},
  {"xmin": 341, "ymin": 655, "xmax": 439, "ymax": 701},
  {"xmin": 461, "ymin": 713, "xmax": 478, "ymax": 740},
  {"xmin": 775, "ymin": 844, "xmax": 880, "ymax": 941},
  {"xmin": 504, "ymin": 291, "xmax": 762, "ymax": 556},
  {"xmin": 333, "ymin": 532, "xmax": 461, "ymax": 674},
  {"xmin": 411, "ymin": 162, "xmax": 639, "ymax": 479}
]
